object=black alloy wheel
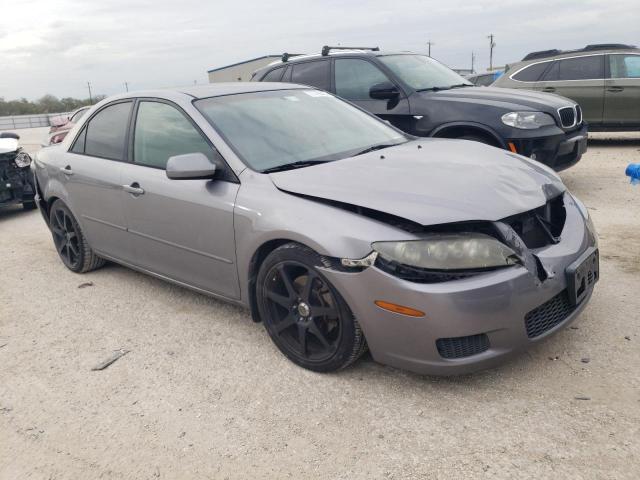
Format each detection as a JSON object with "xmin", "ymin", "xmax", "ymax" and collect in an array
[
  {"xmin": 257, "ymin": 243, "xmax": 367, "ymax": 372},
  {"xmin": 49, "ymin": 200, "xmax": 105, "ymax": 273}
]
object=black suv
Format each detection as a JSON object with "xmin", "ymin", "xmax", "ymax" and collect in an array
[{"xmin": 253, "ymin": 47, "xmax": 588, "ymax": 171}]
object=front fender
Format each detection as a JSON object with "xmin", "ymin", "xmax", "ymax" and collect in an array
[{"xmin": 429, "ymin": 121, "xmax": 507, "ymax": 148}]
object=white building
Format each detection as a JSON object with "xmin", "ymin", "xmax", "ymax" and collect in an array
[{"xmin": 207, "ymin": 55, "xmax": 282, "ymax": 83}]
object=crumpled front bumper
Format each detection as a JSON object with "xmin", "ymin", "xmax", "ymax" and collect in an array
[
  {"xmin": 320, "ymin": 198, "xmax": 597, "ymax": 376},
  {"xmin": 0, "ymin": 161, "xmax": 35, "ymax": 207}
]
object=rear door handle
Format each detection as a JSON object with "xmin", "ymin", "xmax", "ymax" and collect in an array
[
  {"xmin": 122, "ymin": 183, "xmax": 145, "ymax": 196},
  {"xmin": 606, "ymin": 86, "xmax": 624, "ymax": 92},
  {"xmin": 542, "ymin": 87, "xmax": 556, "ymax": 93},
  {"xmin": 60, "ymin": 165, "xmax": 74, "ymax": 176}
]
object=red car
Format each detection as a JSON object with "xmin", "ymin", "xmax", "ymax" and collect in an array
[{"xmin": 48, "ymin": 106, "xmax": 90, "ymax": 144}]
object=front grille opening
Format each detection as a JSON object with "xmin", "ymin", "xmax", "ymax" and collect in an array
[
  {"xmin": 436, "ymin": 333, "xmax": 490, "ymax": 359},
  {"xmin": 524, "ymin": 289, "xmax": 577, "ymax": 338},
  {"xmin": 575, "ymin": 104, "xmax": 582, "ymax": 125},
  {"xmin": 503, "ymin": 195, "xmax": 566, "ymax": 248},
  {"xmin": 559, "ymin": 106, "xmax": 576, "ymax": 128}
]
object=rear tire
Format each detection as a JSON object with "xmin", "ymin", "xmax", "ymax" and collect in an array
[
  {"xmin": 256, "ymin": 242, "xmax": 367, "ymax": 372},
  {"xmin": 22, "ymin": 201, "xmax": 37, "ymax": 211},
  {"xmin": 49, "ymin": 200, "xmax": 105, "ymax": 273}
]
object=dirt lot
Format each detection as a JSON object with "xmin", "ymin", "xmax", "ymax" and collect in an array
[{"xmin": 1, "ymin": 129, "xmax": 639, "ymax": 479}]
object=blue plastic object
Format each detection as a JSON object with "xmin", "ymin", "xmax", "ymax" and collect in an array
[{"xmin": 626, "ymin": 163, "xmax": 640, "ymax": 185}]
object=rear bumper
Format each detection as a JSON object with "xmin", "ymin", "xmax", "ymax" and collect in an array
[
  {"xmin": 509, "ymin": 123, "xmax": 588, "ymax": 171},
  {"xmin": 320, "ymin": 199, "xmax": 597, "ymax": 376}
]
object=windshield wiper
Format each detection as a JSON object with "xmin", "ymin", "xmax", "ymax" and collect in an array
[
  {"xmin": 416, "ymin": 86, "xmax": 451, "ymax": 92},
  {"xmin": 353, "ymin": 143, "xmax": 397, "ymax": 156},
  {"xmin": 449, "ymin": 83, "xmax": 474, "ymax": 89},
  {"xmin": 261, "ymin": 160, "xmax": 329, "ymax": 174}
]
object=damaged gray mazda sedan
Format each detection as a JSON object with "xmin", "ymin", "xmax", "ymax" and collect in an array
[{"xmin": 32, "ymin": 83, "xmax": 599, "ymax": 375}]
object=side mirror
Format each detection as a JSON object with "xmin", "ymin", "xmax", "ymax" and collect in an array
[
  {"xmin": 166, "ymin": 152, "xmax": 218, "ymax": 180},
  {"xmin": 369, "ymin": 82, "xmax": 400, "ymax": 100}
]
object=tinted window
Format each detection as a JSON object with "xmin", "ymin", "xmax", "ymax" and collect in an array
[
  {"xmin": 84, "ymin": 102, "xmax": 132, "ymax": 160},
  {"xmin": 554, "ymin": 56, "xmax": 604, "ymax": 81},
  {"xmin": 133, "ymin": 101, "xmax": 214, "ymax": 169},
  {"xmin": 335, "ymin": 59, "xmax": 390, "ymax": 100},
  {"xmin": 290, "ymin": 61, "xmax": 330, "ymax": 90},
  {"xmin": 70, "ymin": 127, "xmax": 86, "ymax": 153},
  {"xmin": 512, "ymin": 62, "xmax": 551, "ymax": 82},
  {"xmin": 610, "ymin": 54, "xmax": 640, "ymax": 78},
  {"xmin": 262, "ymin": 67, "xmax": 285, "ymax": 82},
  {"xmin": 475, "ymin": 74, "xmax": 496, "ymax": 86}
]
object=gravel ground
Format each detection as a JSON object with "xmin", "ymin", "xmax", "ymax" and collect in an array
[{"xmin": 1, "ymin": 128, "xmax": 639, "ymax": 479}]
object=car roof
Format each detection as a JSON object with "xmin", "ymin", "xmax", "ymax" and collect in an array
[
  {"xmin": 256, "ymin": 50, "xmax": 417, "ymax": 72},
  {"xmin": 521, "ymin": 44, "xmax": 639, "ymax": 62}
]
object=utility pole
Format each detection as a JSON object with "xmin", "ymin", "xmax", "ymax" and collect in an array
[
  {"xmin": 427, "ymin": 40, "xmax": 434, "ymax": 57},
  {"xmin": 487, "ymin": 34, "xmax": 496, "ymax": 70},
  {"xmin": 471, "ymin": 51, "xmax": 476, "ymax": 73},
  {"xmin": 87, "ymin": 81, "xmax": 93, "ymax": 102},
  {"xmin": 124, "ymin": 81, "xmax": 129, "ymax": 92}
]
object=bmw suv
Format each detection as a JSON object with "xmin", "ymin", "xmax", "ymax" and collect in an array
[
  {"xmin": 493, "ymin": 44, "xmax": 640, "ymax": 131},
  {"xmin": 253, "ymin": 46, "xmax": 588, "ymax": 171}
]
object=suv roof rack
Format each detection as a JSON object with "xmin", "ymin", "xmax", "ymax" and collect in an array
[
  {"xmin": 321, "ymin": 45, "xmax": 379, "ymax": 56},
  {"xmin": 522, "ymin": 44, "xmax": 637, "ymax": 61}
]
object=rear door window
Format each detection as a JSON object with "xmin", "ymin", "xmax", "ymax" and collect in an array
[
  {"xmin": 551, "ymin": 55, "xmax": 604, "ymax": 81},
  {"xmin": 84, "ymin": 102, "xmax": 132, "ymax": 160},
  {"xmin": 512, "ymin": 61, "xmax": 551, "ymax": 82},
  {"xmin": 290, "ymin": 61, "xmax": 331, "ymax": 90},
  {"xmin": 609, "ymin": 54, "xmax": 640, "ymax": 78},
  {"xmin": 334, "ymin": 59, "xmax": 391, "ymax": 100}
]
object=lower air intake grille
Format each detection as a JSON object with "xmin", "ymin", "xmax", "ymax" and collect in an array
[
  {"xmin": 524, "ymin": 290, "xmax": 576, "ymax": 338},
  {"xmin": 559, "ymin": 106, "xmax": 576, "ymax": 128},
  {"xmin": 436, "ymin": 333, "xmax": 490, "ymax": 359}
]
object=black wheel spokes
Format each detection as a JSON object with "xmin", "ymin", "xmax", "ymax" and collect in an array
[
  {"xmin": 265, "ymin": 262, "xmax": 341, "ymax": 361},
  {"xmin": 51, "ymin": 209, "xmax": 79, "ymax": 267}
]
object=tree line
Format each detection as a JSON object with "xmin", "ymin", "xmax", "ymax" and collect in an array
[{"xmin": 0, "ymin": 94, "xmax": 107, "ymax": 116}]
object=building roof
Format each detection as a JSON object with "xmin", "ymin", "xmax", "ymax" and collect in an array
[{"xmin": 207, "ymin": 55, "xmax": 281, "ymax": 74}]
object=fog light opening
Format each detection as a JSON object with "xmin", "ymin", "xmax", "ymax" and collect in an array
[{"xmin": 374, "ymin": 300, "xmax": 425, "ymax": 317}]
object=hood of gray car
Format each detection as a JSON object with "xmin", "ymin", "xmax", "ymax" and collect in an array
[
  {"xmin": 423, "ymin": 86, "xmax": 576, "ymax": 112},
  {"xmin": 269, "ymin": 139, "xmax": 565, "ymax": 226}
]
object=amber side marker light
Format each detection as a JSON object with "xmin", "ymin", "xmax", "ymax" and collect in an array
[
  {"xmin": 507, "ymin": 142, "xmax": 518, "ymax": 153},
  {"xmin": 374, "ymin": 300, "xmax": 425, "ymax": 318}
]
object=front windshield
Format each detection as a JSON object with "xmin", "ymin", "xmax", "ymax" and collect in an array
[
  {"xmin": 195, "ymin": 89, "xmax": 407, "ymax": 172},
  {"xmin": 378, "ymin": 55, "xmax": 473, "ymax": 91}
]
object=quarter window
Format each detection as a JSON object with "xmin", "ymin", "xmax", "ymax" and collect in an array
[
  {"xmin": 609, "ymin": 54, "xmax": 640, "ymax": 78},
  {"xmin": 335, "ymin": 59, "xmax": 391, "ymax": 100},
  {"xmin": 84, "ymin": 102, "xmax": 132, "ymax": 160},
  {"xmin": 133, "ymin": 101, "xmax": 215, "ymax": 169},
  {"xmin": 290, "ymin": 61, "xmax": 331, "ymax": 90},
  {"xmin": 512, "ymin": 61, "xmax": 551, "ymax": 82},
  {"xmin": 262, "ymin": 67, "xmax": 285, "ymax": 82},
  {"xmin": 70, "ymin": 127, "xmax": 86, "ymax": 154}
]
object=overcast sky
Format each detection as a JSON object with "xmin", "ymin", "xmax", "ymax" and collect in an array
[{"xmin": 1, "ymin": 0, "xmax": 638, "ymax": 100}]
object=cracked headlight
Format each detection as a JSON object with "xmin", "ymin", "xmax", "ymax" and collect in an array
[
  {"xmin": 372, "ymin": 233, "xmax": 520, "ymax": 271},
  {"xmin": 14, "ymin": 151, "xmax": 32, "ymax": 168},
  {"xmin": 501, "ymin": 111, "xmax": 555, "ymax": 129}
]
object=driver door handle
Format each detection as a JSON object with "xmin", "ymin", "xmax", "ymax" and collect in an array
[
  {"xmin": 606, "ymin": 86, "xmax": 624, "ymax": 92},
  {"xmin": 542, "ymin": 87, "xmax": 556, "ymax": 93},
  {"xmin": 60, "ymin": 165, "xmax": 74, "ymax": 175},
  {"xmin": 122, "ymin": 183, "xmax": 145, "ymax": 196}
]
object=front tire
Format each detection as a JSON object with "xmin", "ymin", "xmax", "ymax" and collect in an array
[
  {"xmin": 49, "ymin": 200, "xmax": 105, "ymax": 273},
  {"xmin": 22, "ymin": 200, "xmax": 37, "ymax": 211},
  {"xmin": 256, "ymin": 243, "xmax": 367, "ymax": 372}
]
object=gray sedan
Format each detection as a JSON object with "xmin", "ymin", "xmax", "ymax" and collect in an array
[{"xmin": 32, "ymin": 83, "xmax": 599, "ymax": 375}]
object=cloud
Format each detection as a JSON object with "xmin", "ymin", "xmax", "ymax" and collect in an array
[{"xmin": 1, "ymin": 0, "xmax": 638, "ymax": 99}]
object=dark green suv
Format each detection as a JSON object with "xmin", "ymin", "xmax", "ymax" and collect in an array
[{"xmin": 493, "ymin": 44, "xmax": 640, "ymax": 131}]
